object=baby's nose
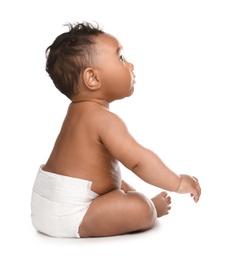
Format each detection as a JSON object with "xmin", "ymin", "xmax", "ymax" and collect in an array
[{"xmin": 129, "ymin": 62, "xmax": 134, "ymax": 70}]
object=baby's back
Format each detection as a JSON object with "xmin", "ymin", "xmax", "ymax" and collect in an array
[{"xmin": 43, "ymin": 101, "xmax": 122, "ymax": 195}]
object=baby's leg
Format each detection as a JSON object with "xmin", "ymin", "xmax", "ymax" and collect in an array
[{"xmin": 79, "ymin": 190, "xmax": 171, "ymax": 238}]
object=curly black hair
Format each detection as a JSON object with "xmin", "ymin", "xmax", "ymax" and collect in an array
[{"xmin": 45, "ymin": 21, "xmax": 104, "ymax": 99}]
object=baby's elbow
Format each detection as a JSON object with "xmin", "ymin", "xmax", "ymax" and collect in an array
[{"xmin": 130, "ymin": 161, "xmax": 140, "ymax": 174}]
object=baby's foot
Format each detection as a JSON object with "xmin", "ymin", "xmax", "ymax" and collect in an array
[{"xmin": 151, "ymin": 191, "xmax": 171, "ymax": 218}]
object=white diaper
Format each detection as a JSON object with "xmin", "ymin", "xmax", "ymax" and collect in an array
[{"xmin": 31, "ymin": 165, "xmax": 99, "ymax": 238}]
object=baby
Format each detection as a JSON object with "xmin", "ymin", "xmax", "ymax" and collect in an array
[{"xmin": 31, "ymin": 21, "xmax": 201, "ymax": 238}]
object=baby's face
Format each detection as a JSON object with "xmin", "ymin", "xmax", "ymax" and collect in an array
[{"xmin": 94, "ymin": 33, "xmax": 136, "ymax": 102}]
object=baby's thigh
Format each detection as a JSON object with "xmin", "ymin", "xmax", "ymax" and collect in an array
[{"xmin": 79, "ymin": 189, "xmax": 156, "ymax": 238}]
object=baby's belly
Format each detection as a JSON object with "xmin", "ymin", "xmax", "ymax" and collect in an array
[{"xmin": 91, "ymin": 173, "xmax": 122, "ymax": 195}]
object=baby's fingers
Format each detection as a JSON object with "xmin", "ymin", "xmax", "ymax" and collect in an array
[
  {"xmin": 192, "ymin": 193, "xmax": 200, "ymax": 203},
  {"xmin": 191, "ymin": 180, "xmax": 201, "ymax": 203}
]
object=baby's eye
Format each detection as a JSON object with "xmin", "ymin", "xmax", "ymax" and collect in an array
[{"xmin": 119, "ymin": 55, "xmax": 125, "ymax": 62}]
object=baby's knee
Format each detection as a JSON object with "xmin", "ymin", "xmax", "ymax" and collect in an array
[{"xmin": 132, "ymin": 192, "xmax": 157, "ymax": 229}]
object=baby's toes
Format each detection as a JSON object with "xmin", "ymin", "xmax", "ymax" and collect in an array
[{"xmin": 166, "ymin": 196, "xmax": 171, "ymax": 204}]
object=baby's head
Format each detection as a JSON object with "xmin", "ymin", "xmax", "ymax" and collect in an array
[
  {"xmin": 46, "ymin": 21, "xmax": 135, "ymax": 102},
  {"xmin": 45, "ymin": 22, "xmax": 104, "ymax": 99}
]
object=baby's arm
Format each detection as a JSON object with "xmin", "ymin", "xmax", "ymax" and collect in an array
[
  {"xmin": 131, "ymin": 149, "xmax": 201, "ymax": 202},
  {"xmin": 130, "ymin": 149, "xmax": 201, "ymax": 202},
  {"xmin": 99, "ymin": 112, "xmax": 201, "ymax": 202}
]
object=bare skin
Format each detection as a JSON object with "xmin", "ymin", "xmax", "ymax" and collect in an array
[
  {"xmin": 42, "ymin": 32, "xmax": 201, "ymax": 238},
  {"xmin": 152, "ymin": 191, "xmax": 171, "ymax": 218}
]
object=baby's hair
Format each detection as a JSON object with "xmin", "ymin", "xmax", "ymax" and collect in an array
[{"xmin": 45, "ymin": 21, "xmax": 104, "ymax": 99}]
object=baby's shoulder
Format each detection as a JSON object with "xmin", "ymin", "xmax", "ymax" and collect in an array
[
  {"xmin": 96, "ymin": 108, "xmax": 124, "ymax": 123},
  {"xmin": 94, "ymin": 109, "xmax": 128, "ymax": 134}
]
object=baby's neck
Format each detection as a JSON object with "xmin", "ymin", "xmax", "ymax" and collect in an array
[{"xmin": 71, "ymin": 98, "xmax": 110, "ymax": 109}]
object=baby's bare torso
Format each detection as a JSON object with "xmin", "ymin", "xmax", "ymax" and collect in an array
[{"xmin": 43, "ymin": 102, "xmax": 122, "ymax": 195}]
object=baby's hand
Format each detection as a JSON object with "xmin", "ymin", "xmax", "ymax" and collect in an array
[
  {"xmin": 176, "ymin": 174, "xmax": 201, "ymax": 202},
  {"xmin": 121, "ymin": 180, "xmax": 136, "ymax": 192}
]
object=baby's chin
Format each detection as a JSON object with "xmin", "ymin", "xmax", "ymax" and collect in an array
[
  {"xmin": 127, "ymin": 86, "xmax": 135, "ymax": 97},
  {"xmin": 114, "ymin": 86, "xmax": 135, "ymax": 101}
]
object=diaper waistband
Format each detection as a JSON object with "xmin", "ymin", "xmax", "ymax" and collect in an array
[{"xmin": 32, "ymin": 165, "xmax": 99, "ymax": 204}]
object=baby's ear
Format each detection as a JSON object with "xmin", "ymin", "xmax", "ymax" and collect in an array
[{"xmin": 83, "ymin": 67, "xmax": 101, "ymax": 90}]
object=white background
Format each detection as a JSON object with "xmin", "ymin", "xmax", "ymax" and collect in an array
[{"xmin": 1, "ymin": 0, "xmax": 231, "ymax": 259}]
